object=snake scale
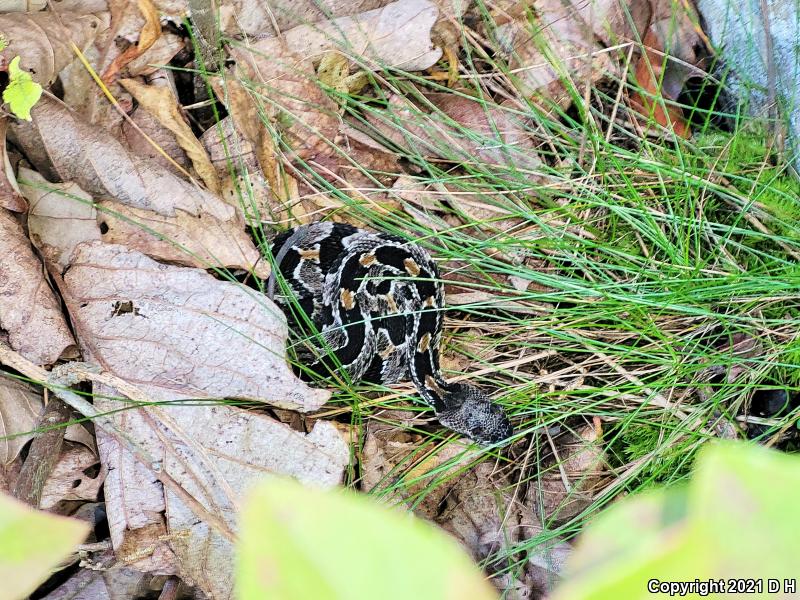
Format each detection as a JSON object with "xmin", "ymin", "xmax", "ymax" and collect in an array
[{"xmin": 271, "ymin": 222, "xmax": 512, "ymax": 445}]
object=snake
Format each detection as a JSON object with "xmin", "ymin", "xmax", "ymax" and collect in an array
[{"xmin": 270, "ymin": 222, "xmax": 513, "ymax": 445}]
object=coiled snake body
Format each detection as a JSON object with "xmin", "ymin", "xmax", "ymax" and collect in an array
[{"xmin": 271, "ymin": 222, "xmax": 512, "ymax": 445}]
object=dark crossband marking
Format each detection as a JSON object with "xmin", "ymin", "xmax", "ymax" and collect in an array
[
  {"xmin": 298, "ymin": 248, "xmax": 321, "ymax": 261},
  {"xmin": 417, "ymin": 332, "xmax": 431, "ymax": 353},
  {"xmin": 359, "ymin": 252, "xmax": 377, "ymax": 266},
  {"xmin": 404, "ymin": 258, "xmax": 421, "ymax": 276},
  {"xmin": 340, "ymin": 288, "xmax": 355, "ymax": 310}
]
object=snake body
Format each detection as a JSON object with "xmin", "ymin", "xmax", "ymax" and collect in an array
[{"xmin": 271, "ymin": 222, "xmax": 512, "ymax": 445}]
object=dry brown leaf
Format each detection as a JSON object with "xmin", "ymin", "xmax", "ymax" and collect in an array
[
  {"xmin": 59, "ymin": 44, "xmax": 130, "ymax": 134},
  {"xmin": 200, "ymin": 116, "xmax": 273, "ymax": 221},
  {"xmin": 0, "ymin": 11, "xmax": 105, "ymax": 86},
  {"xmin": 63, "ymin": 242, "xmax": 328, "ymax": 410},
  {"xmin": 121, "ymin": 102, "xmax": 191, "ymax": 176},
  {"xmin": 102, "ymin": 0, "xmax": 162, "ymax": 84},
  {"xmin": 127, "ymin": 32, "xmax": 184, "ymax": 77},
  {"xmin": 231, "ymin": 49, "xmax": 341, "ymax": 163},
  {"xmin": 0, "ymin": 0, "xmax": 47, "ymax": 10},
  {"xmin": 0, "ymin": 118, "xmax": 25, "ymax": 212},
  {"xmin": 120, "ymin": 78, "xmax": 222, "ymax": 195},
  {"xmin": 231, "ymin": 0, "xmax": 441, "ymax": 70},
  {"xmin": 0, "ymin": 209, "xmax": 76, "ymax": 365},
  {"xmin": 40, "ymin": 444, "xmax": 104, "ymax": 510},
  {"xmin": 213, "ymin": 0, "xmax": 389, "ymax": 36},
  {"xmin": 97, "ymin": 200, "xmax": 271, "ymax": 273},
  {"xmin": 11, "ymin": 96, "xmax": 267, "ymax": 277},
  {"xmin": 57, "ymin": 242, "xmax": 346, "ymax": 592},
  {"xmin": 164, "ymin": 410, "xmax": 349, "ymax": 597},
  {"xmin": 428, "ymin": 93, "xmax": 545, "ymax": 174},
  {"xmin": 530, "ymin": 424, "xmax": 607, "ymax": 524},
  {"xmin": 20, "ymin": 167, "xmax": 102, "ymax": 271},
  {"xmin": 0, "ymin": 377, "xmax": 41, "ymax": 465},
  {"xmin": 91, "ymin": 386, "xmax": 349, "ymax": 592},
  {"xmin": 0, "ymin": 374, "xmax": 97, "ymax": 468},
  {"xmin": 492, "ymin": 0, "xmax": 623, "ymax": 107}
]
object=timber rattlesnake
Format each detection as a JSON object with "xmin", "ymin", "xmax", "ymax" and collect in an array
[{"xmin": 271, "ymin": 222, "xmax": 513, "ymax": 445}]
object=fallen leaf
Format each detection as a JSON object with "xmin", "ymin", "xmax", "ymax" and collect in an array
[
  {"xmin": 120, "ymin": 78, "xmax": 222, "ymax": 195},
  {"xmin": 491, "ymin": 0, "xmax": 621, "ymax": 107},
  {"xmin": 214, "ymin": 0, "xmax": 389, "ymax": 36},
  {"xmin": 200, "ymin": 115, "xmax": 273, "ymax": 221},
  {"xmin": 231, "ymin": 49, "xmax": 341, "ymax": 163},
  {"xmin": 0, "ymin": 117, "xmax": 25, "ymax": 212},
  {"xmin": 20, "ymin": 166, "xmax": 102, "ymax": 271},
  {"xmin": 0, "ymin": 492, "xmax": 89, "ymax": 599},
  {"xmin": 231, "ymin": 0, "xmax": 441, "ymax": 72},
  {"xmin": 0, "ymin": 11, "xmax": 105, "ymax": 86},
  {"xmin": 102, "ymin": 0, "xmax": 162, "ymax": 84},
  {"xmin": 121, "ymin": 100, "xmax": 191, "ymax": 176},
  {"xmin": 11, "ymin": 96, "xmax": 268, "ymax": 277},
  {"xmin": 63, "ymin": 242, "xmax": 326, "ymax": 410},
  {"xmin": 0, "ymin": 376, "xmax": 41, "ymax": 465},
  {"xmin": 164, "ymin": 411, "xmax": 349, "ymax": 597},
  {"xmin": 0, "ymin": 208, "xmax": 76, "ymax": 365},
  {"xmin": 40, "ymin": 444, "xmax": 103, "ymax": 510},
  {"xmin": 39, "ymin": 555, "xmax": 152, "ymax": 600},
  {"xmin": 529, "ymin": 424, "xmax": 607, "ymax": 523},
  {"xmin": 91, "ymin": 381, "xmax": 349, "ymax": 590},
  {"xmin": 127, "ymin": 32, "xmax": 184, "ymax": 77}
]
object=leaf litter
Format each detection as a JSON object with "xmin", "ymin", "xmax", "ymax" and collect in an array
[{"xmin": 0, "ymin": 0, "xmax": 789, "ymax": 598}]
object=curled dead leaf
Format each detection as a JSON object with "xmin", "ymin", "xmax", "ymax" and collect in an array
[
  {"xmin": 0, "ymin": 209, "xmax": 76, "ymax": 365},
  {"xmin": 0, "ymin": 118, "xmax": 25, "ymax": 212},
  {"xmin": 11, "ymin": 96, "xmax": 267, "ymax": 277},
  {"xmin": 120, "ymin": 78, "xmax": 221, "ymax": 195},
  {"xmin": 102, "ymin": 0, "xmax": 162, "ymax": 84},
  {"xmin": 40, "ymin": 444, "xmax": 104, "ymax": 510}
]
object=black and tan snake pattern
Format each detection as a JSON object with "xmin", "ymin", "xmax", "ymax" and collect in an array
[{"xmin": 271, "ymin": 222, "xmax": 512, "ymax": 445}]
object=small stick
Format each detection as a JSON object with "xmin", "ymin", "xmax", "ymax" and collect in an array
[{"xmin": 13, "ymin": 394, "xmax": 73, "ymax": 507}]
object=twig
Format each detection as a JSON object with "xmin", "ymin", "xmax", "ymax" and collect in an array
[{"xmin": 12, "ymin": 394, "xmax": 73, "ymax": 507}]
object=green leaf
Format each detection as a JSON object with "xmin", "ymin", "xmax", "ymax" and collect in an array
[
  {"xmin": 237, "ymin": 478, "xmax": 498, "ymax": 600},
  {"xmin": 552, "ymin": 441, "xmax": 800, "ymax": 600},
  {"xmin": 0, "ymin": 492, "xmax": 89, "ymax": 599},
  {"xmin": 3, "ymin": 56, "xmax": 43, "ymax": 121}
]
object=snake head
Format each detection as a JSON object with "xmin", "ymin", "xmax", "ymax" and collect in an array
[{"xmin": 437, "ymin": 383, "xmax": 513, "ymax": 446}]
